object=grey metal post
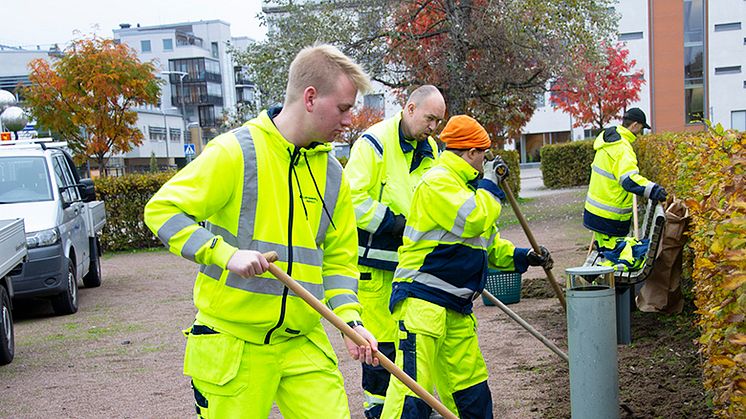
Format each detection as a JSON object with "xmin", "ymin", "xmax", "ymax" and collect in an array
[{"xmin": 566, "ymin": 266, "xmax": 619, "ymax": 419}]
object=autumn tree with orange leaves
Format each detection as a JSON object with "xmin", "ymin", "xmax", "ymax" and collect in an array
[
  {"xmin": 549, "ymin": 43, "xmax": 645, "ymax": 131},
  {"xmin": 24, "ymin": 36, "xmax": 161, "ymax": 175},
  {"xmin": 336, "ymin": 106, "xmax": 385, "ymax": 145}
]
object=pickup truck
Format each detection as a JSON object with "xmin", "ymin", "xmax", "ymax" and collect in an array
[
  {"xmin": 0, "ymin": 139, "xmax": 106, "ymax": 316},
  {"xmin": 0, "ymin": 218, "xmax": 27, "ymax": 365}
]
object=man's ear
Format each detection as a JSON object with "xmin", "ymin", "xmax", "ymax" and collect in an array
[
  {"xmin": 406, "ymin": 102, "xmax": 416, "ymax": 115},
  {"xmin": 303, "ymin": 86, "xmax": 317, "ymax": 112}
]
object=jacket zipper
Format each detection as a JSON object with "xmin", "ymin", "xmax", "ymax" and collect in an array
[{"xmin": 264, "ymin": 147, "xmax": 299, "ymax": 344}]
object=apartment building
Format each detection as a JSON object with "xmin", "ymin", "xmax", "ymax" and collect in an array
[
  {"xmin": 520, "ymin": 0, "xmax": 746, "ymax": 163},
  {"xmin": 113, "ymin": 20, "xmax": 257, "ymax": 171}
]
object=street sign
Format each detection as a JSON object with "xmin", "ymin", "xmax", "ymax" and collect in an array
[{"xmin": 184, "ymin": 143, "xmax": 195, "ymax": 155}]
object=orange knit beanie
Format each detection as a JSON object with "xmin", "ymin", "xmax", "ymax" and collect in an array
[{"xmin": 439, "ymin": 115, "xmax": 491, "ymax": 149}]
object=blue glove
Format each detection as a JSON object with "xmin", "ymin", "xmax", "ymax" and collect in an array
[{"xmin": 650, "ymin": 184, "xmax": 668, "ymax": 202}]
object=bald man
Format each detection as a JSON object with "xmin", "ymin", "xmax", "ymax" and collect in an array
[{"xmin": 344, "ymin": 85, "xmax": 446, "ymax": 418}]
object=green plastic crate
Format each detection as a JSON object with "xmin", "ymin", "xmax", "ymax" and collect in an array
[{"xmin": 482, "ymin": 269, "xmax": 522, "ymax": 306}]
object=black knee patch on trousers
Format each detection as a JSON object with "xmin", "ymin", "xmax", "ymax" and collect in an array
[
  {"xmin": 453, "ymin": 380, "xmax": 493, "ymax": 419},
  {"xmin": 362, "ymin": 341, "xmax": 396, "ymax": 397},
  {"xmin": 192, "ymin": 380, "xmax": 208, "ymax": 415},
  {"xmin": 402, "ymin": 395, "xmax": 432, "ymax": 418}
]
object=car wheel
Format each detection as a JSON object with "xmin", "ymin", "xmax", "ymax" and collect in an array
[
  {"xmin": 83, "ymin": 238, "xmax": 102, "ymax": 288},
  {"xmin": 0, "ymin": 284, "xmax": 14, "ymax": 365},
  {"xmin": 51, "ymin": 259, "xmax": 78, "ymax": 315}
]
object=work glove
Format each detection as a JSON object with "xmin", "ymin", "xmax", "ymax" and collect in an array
[
  {"xmin": 483, "ymin": 156, "xmax": 509, "ymax": 185},
  {"xmin": 526, "ymin": 246, "xmax": 553, "ymax": 270},
  {"xmin": 650, "ymin": 184, "xmax": 668, "ymax": 202}
]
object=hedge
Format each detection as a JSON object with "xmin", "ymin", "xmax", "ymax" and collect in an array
[
  {"xmin": 94, "ymin": 172, "xmax": 174, "ymax": 251},
  {"xmin": 636, "ymin": 126, "xmax": 745, "ymax": 417},
  {"xmin": 539, "ymin": 140, "xmax": 595, "ymax": 188},
  {"xmin": 494, "ymin": 149, "xmax": 520, "ymax": 197}
]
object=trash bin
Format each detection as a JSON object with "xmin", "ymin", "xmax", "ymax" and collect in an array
[
  {"xmin": 482, "ymin": 269, "xmax": 522, "ymax": 306},
  {"xmin": 566, "ymin": 266, "xmax": 619, "ymax": 419}
]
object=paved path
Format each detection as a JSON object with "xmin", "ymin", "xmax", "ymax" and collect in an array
[{"xmin": 519, "ymin": 165, "xmax": 586, "ymax": 198}]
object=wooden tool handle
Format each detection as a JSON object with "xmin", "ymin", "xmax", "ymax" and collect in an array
[{"xmin": 261, "ymin": 251, "xmax": 457, "ymax": 419}]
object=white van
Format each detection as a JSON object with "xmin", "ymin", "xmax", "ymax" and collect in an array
[
  {"xmin": 0, "ymin": 218, "xmax": 26, "ymax": 365},
  {"xmin": 0, "ymin": 139, "xmax": 106, "ymax": 315}
]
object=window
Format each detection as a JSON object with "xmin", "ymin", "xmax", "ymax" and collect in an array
[
  {"xmin": 148, "ymin": 126, "xmax": 166, "ymax": 141},
  {"xmin": 140, "ymin": 40, "xmax": 151, "ymax": 53},
  {"xmin": 732, "ymin": 110, "xmax": 746, "ymax": 131},
  {"xmin": 199, "ymin": 105, "xmax": 216, "ymax": 127},
  {"xmin": 715, "ymin": 66, "xmax": 742, "ymax": 75},
  {"xmin": 714, "ymin": 22, "xmax": 742, "ymax": 32},
  {"xmin": 169, "ymin": 128, "xmax": 181, "ymax": 142},
  {"xmin": 211, "ymin": 42, "xmax": 219, "ymax": 59},
  {"xmin": 363, "ymin": 94, "xmax": 385, "ymax": 113},
  {"xmin": 619, "ymin": 32, "xmax": 644, "ymax": 41},
  {"xmin": 52, "ymin": 155, "xmax": 79, "ymax": 203},
  {"xmin": 163, "ymin": 38, "xmax": 173, "ymax": 51},
  {"xmin": 0, "ymin": 157, "xmax": 53, "ymax": 203},
  {"xmin": 684, "ymin": 0, "xmax": 705, "ymax": 124}
]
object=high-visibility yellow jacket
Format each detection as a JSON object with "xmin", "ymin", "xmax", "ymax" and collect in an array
[
  {"xmin": 345, "ymin": 112, "xmax": 438, "ymax": 271},
  {"xmin": 584, "ymin": 125, "xmax": 658, "ymax": 237},
  {"xmin": 144, "ymin": 109, "xmax": 362, "ymax": 345},
  {"xmin": 391, "ymin": 151, "xmax": 530, "ymax": 314}
]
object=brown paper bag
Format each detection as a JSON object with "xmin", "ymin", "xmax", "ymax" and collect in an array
[{"xmin": 636, "ymin": 198, "xmax": 690, "ymax": 314}]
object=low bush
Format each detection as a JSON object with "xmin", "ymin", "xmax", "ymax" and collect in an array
[
  {"xmin": 540, "ymin": 140, "xmax": 594, "ymax": 188},
  {"xmin": 94, "ymin": 172, "xmax": 174, "ymax": 251}
]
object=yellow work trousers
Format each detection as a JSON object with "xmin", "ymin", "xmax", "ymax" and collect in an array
[
  {"xmin": 381, "ymin": 298, "xmax": 493, "ymax": 419},
  {"xmin": 183, "ymin": 323, "xmax": 349, "ymax": 418},
  {"xmin": 358, "ymin": 265, "xmax": 399, "ymax": 417}
]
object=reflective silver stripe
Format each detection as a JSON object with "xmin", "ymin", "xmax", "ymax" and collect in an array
[
  {"xmin": 586, "ymin": 196, "xmax": 633, "ymax": 214},
  {"xmin": 324, "ymin": 275, "xmax": 358, "ymax": 292},
  {"xmin": 199, "ymin": 264, "xmax": 223, "ymax": 281},
  {"xmin": 181, "ymin": 228, "xmax": 215, "ymax": 261},
  {"xmin": 364, "ymin": 392, "xmax": 385, "ymax": 407},
  {"xmin": 395, "ymin": 268, "xmax": 475, "ymax": 299},
  {"xmin": 363, "ymin": 133, "xmax": 384, "ymax": 158},
  {"xmin": 366, "ymin": 248, "xmax": 399, "ymax": 262},
  {"xmin": 327, "ymin": 293, "xmax": 359, "ymax": 309},
  {"xmin": 157, "ymin": 213, "xmax": 195, "ymax": 245},
  {"xmin": 453, "ymin": 196, "xmax": 477, "ymax": 236},
  {"xmin": 366, "ymin": 203, "xmax": 387, "ymax": 233},
  {"xmin": 247, "ymin": 240, "xmax": 323, "ymax": 267},
  {"xmin": 354, "ymin": 198, "xmax": 375, "ymax": 222},
  {"xmin": 233, "ymin": 127, "xmax": 258, "ymax": 249},
  {"xmin": 592, "ymin": 164, "xmax": 616, "ymax": 181},
  {"xmin": 644, "ymin": 182, "xmax": 654, "ymax": 199},
  {"xmin": 316, "ymin": 155, "xmax": 341, "ymax": 246},
  {"xmin": 404, "ymin": 225, "xmax": 487, "ymax": 247},
  {"xmin": 618, "ymin": 169, "xmax": 639, "ymax": 184},
  {"xmin": 207, "ymin": 223, "xmax": 238, "ymax": 247},
  {"xmin": 225, "ymin": 274, "xmax": 325, "ymax": 300}
]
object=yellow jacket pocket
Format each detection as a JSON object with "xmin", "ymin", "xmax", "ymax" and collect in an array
[{"xmin": 184, "ymin": 332, "xmax": 244, "ymax": 391}]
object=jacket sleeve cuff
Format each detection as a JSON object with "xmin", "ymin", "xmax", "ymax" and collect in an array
[
  {"xmin": 513, "ymin": 247, "xmax": 531, "ymax": 273},
  {"xmin": 209, "ymin": 238, "xmax": 238, "ymax": 269},
  {"xmin": 477, "ymin": 179, "xmax": 506, "ymax": 200},
  {"xmin": 334, "ymin": 306, "xmax": 362, "ymax": 324}
]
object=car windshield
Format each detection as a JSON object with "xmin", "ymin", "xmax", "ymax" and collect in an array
[{"xmin": 0, "ymin": 156, "xmax": 54, "ymax": 203}]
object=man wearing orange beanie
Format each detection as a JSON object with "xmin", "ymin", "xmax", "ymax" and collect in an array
[{"xmin": 381, "ymin": 115, "xmax": 553, "ymax": 419}]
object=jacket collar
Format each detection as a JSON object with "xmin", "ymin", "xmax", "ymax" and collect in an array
[
  {"xmin": 397, "ymin": 112, "xmax": 435, "ymax": 172},
  {"xmin": 439, "ymin": 150, "xmax": 480, "ymax": 186},
  {"xmin": 247, "ymin": 109, "xmax": 332, "ymax": 159}
]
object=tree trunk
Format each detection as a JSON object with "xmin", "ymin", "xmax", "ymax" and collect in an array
[{"xmin": 444, "ymin": 0, "xmax": 472, "ymax": 116}]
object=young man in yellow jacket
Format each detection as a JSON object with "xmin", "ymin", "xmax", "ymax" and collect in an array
[
  {"xmin": 344, "ymin": 85, "xmax": 446, "ymax": 418},
  {"xmin": 584, "ymin": 108, "xmax": 667, "ymax": 271},
  {"xmin": 144, "ymin": 44, "xmax": 378, "ymax": 418},
  {"xmin": 381, "ymin": 115, "xmax": 553, "ymax": 418}
]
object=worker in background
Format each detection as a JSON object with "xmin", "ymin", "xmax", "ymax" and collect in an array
[
  {"xmin": 381, "ymin": 115, "xmax": 554, "ymax": 418},
  {"xmin": 344, "ymin": 85, "xmax": 446, "ymax": 418},
  {"xmin": 144, "ymin": 44, "xmax": 378, "ymax": 418},
  {"xmin": 584, "ymin": 107, "xmax": 667, "ymax": 271}
]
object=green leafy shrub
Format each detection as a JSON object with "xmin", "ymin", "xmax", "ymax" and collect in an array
[
  {"xmin": 540, "ymin": 139, "xmax": 595, "ymax": 188},
  {"xmin": 94, "ymin": 172, "xmax": 174, "ymax": 251},
  {"xmin": 638, "ymin": 126, "xmax": 745, "ymax": 417},
  {"xmin": 495, "ymin": 149, "xmax": 520, "ymax": 196}
]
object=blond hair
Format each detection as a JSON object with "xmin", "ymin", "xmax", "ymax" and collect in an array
[{"xmin": 285, "ymin": 44, "xmax": 372, "ymax": 104}]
